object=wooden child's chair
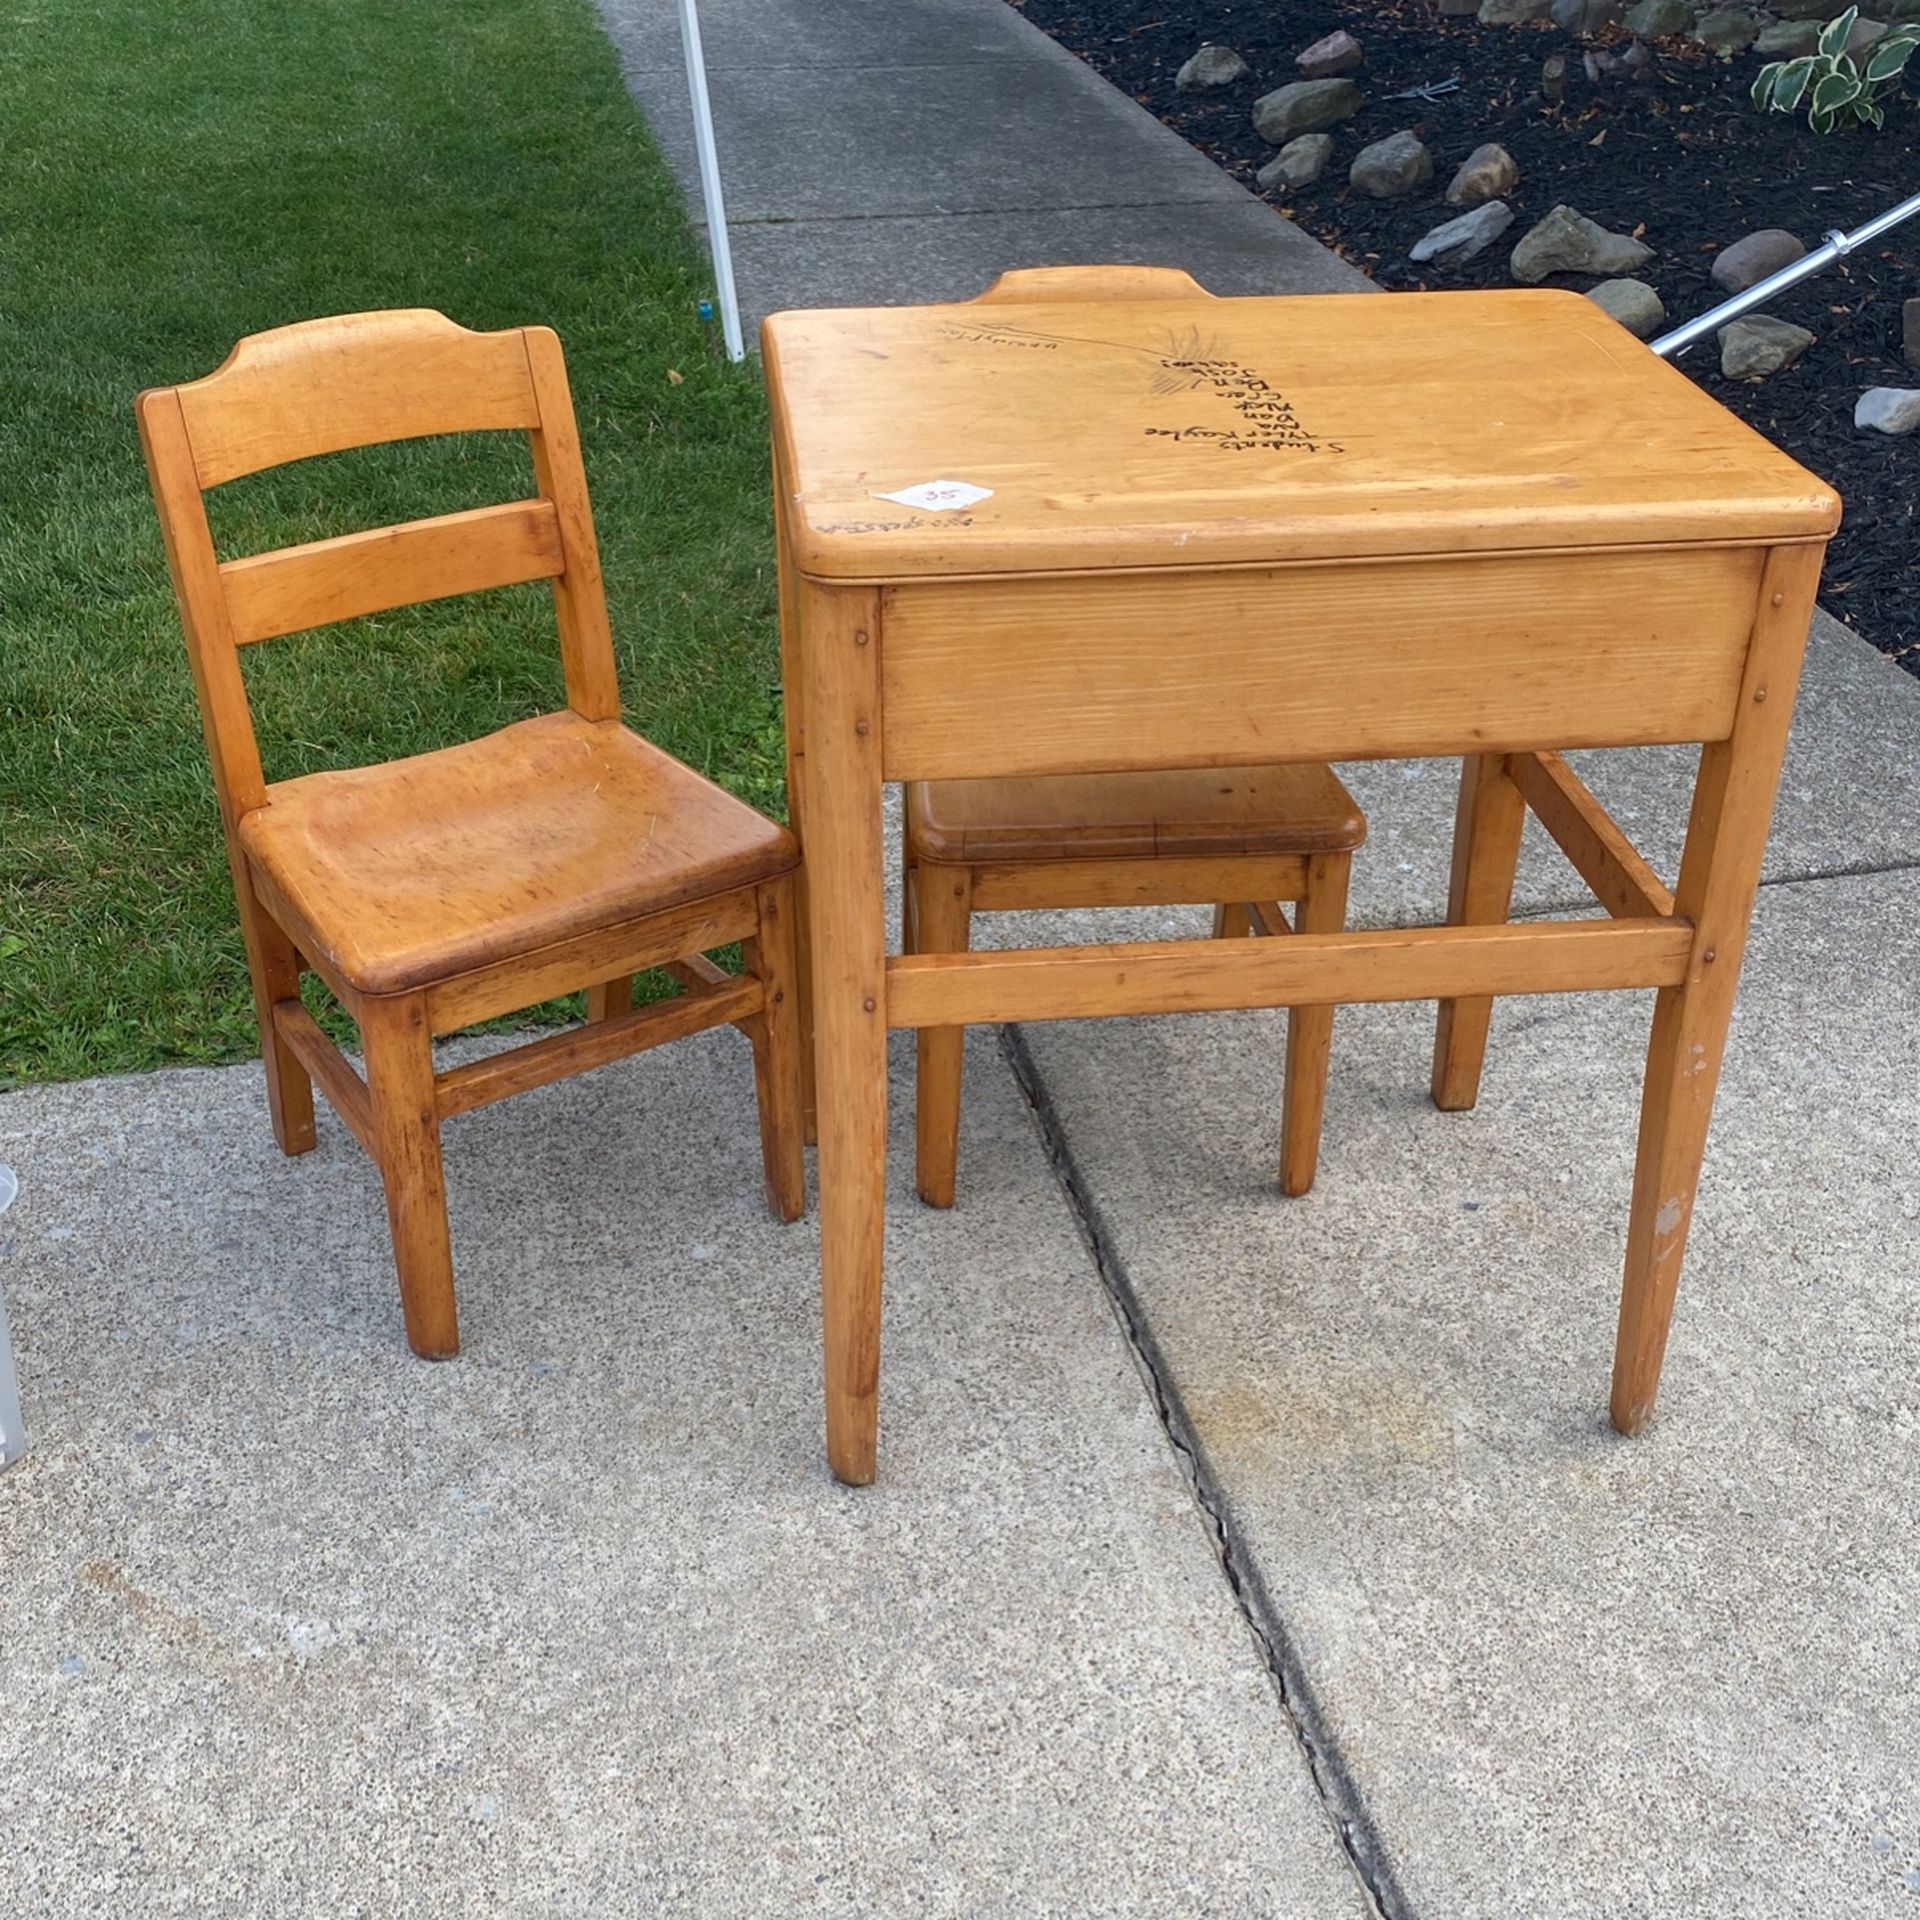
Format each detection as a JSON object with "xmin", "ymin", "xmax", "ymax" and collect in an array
[
  {"xmin": 138, "ymin": 309, "xmax": 806, "ymax": 1358},
  {"xmin": 901, "ymin": 266, "xmax": 1368, "ymax": 1208}
]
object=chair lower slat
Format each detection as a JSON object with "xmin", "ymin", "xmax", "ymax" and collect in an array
[
  {"xmin": 272, "ymin": 999, "xmax": 376, "ymax": 1151},
  {"xmin": 433, "ymin": 974, "xmax": 761, "ymax": 1120}
]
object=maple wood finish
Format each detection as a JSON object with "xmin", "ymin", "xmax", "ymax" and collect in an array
[
  {"xmin": 767, "ymin": 271, "xmax": 1838, "ymax": 1485},
  {"xmin": 903, "ymin": 763, "xmax": 1366, "ymax": 1206},
  {"xmin": 140, "ymin": 309, "xmax": 805, "ymax": 1358}
]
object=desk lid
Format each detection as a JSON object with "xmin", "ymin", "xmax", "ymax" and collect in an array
[{"xmin": 762, "ymin": 288, "xmax": 1839, "ymax": 580}]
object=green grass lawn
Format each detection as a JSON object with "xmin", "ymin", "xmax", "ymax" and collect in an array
[{"xmin": 0, "ymin": 0, "xmax": 780, "ymax": 1086}]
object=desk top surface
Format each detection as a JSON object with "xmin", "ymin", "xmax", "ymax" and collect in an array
[{"xmin": 762, "ymin": 286, "xmax": 1839, "ymax": 581}]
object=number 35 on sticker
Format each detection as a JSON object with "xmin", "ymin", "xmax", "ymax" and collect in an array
[{"xmin": 872, "ymin": 479, "xmax": 993, "ymax": 512}]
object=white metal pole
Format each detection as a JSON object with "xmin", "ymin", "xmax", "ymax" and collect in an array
[{"xmin": 677, "ymin": 0, "xmax": 745, "ymax": 362}]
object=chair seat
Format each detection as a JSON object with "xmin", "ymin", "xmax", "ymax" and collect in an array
[
  {"xmin": 906, "ymin": 764, "xmax": 1366, "ymax": 866},
  {"xmin": 239, "ymin": 711, "xmax": 796, "ymax": 995}
]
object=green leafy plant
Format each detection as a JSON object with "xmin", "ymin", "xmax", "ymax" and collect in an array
[{"xmin": 1752, "ymin": 6, "xmax": 1920, "ymax": 131}]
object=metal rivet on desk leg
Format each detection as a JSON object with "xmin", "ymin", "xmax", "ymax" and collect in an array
[
  {"xmin": 854, "ymin": 720, "xmax": 870, "ymax": 736},
  {"xmin": 854, "ymin": 630, "xmax": 871, "ymax": 647},
  {"xmin": 862, "ymin": 995, "xmax": 876, "ymax": 1013},
  {"xmin": 1754, "ymin": 687, "xmax": 1768, "ymax": 704},
  {"xmin": 1770, "ymin": 592, "xmax": 1784, "ymax": 606}
]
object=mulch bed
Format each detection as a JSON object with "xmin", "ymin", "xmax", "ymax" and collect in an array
[{"xmin": 1010, "ymin": 0, "xmax": 1920, "ymax": 676}]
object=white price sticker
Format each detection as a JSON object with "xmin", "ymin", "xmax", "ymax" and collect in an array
[{"xmin": 872, "ymin": 479, "xmax": 993, "ymax": 512}]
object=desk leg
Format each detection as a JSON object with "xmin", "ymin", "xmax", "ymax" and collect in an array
[
  {"xmin": 1431, "ymin": 752, "xmax": 1527, "ymax": 1111},
  {"xmin": 801, "ymin": 583, "xmax": 888, "ymax": 1485},
  {"xmin": 1611, "ymin": 547, "xmax": 1819, "ymax": 1433}
]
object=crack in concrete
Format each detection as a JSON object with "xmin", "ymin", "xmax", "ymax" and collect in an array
[{"xmin": 998, "ymin": 1024, "xmax": 1412, "ymax": 1920}]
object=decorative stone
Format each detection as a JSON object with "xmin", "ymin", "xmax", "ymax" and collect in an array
[
  {"xmin": 1691, "ymin": 6, "xmax": 1760, "ymax": 52},
  {"xmin": 1553, "ymin": 0, "xmax": 1626, "ymax": 28},
  {"xmin": 1510, "ymin": 205, "xmax": 1654, "ymax": 282},
  {"xmin": 1252, "ymin": 78, "xmax": 1364, "ymax": 145},
  {"xmin": 1847, "ymin": 15, "xmax": 1891, "ymax": 53},
  {"xmin": 1587, "ymin": 277, "xmax": 1667, "ymax": 336},
  {"xmin": 1903, "ymin": 296, "xmax": 1920, "ymax": 368},
  {"xmin": 1625, "ymin": 0, "xmax": 1696, "ymax": 33},
  {"xmin": 1754, "ymin": 18, "xmax": 1822, "ymax": 52},
  {"xmin": 1480, "ymin": 0, "xmax": 1554, "ymax": 21},
  {"xmin": 1349, "ymin": 131, "xmax": 1433, "ymax": 199},
  {"xmin": 1718, "ymin": 315, "xmax": 1814, "ymax": 379},
  {"xmin": 1256, "ymin": 132, "xmax": 1336, "ymax": 191},
  {"xmin": 1440, "ymin": 0, "xmax": 1480, "ymax": 13},
  {"xmin": 1410, "ymin": 201, "xmax": 1517, "ymax": 266},
  {"xmin": 1296, "ymin": 29, "xmax": 1363, "ymax": 78},
  {"xmin": 1446, "ymin": 142, "xmax": 1520, "ymax": 207},
  {"xmin": 1770, "ymin": 0, "xmax": 1852, "ymax": 19},
  {"xmin": 1542, "ymin": 51, "xmax": 1570, "ymax": 100},
  {"xmin": 1176, "ymin": 44, "xmax": 1250, "ymax": 91},
  {"xmin": 1711, "ymin": 229, "xmax": 1806, "ymax": 294},
  {"xmin": 1857, "ymin": 386, "xmax": 1920, "ymax": 432}
]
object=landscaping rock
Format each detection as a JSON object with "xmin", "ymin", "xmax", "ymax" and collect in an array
[
  {"xmin": 1252, "ymin": 78, "xmax": 1364, "ymax": 144},
  {"xmin": 1846, "ymin": 14, "xmax": 1892, "ymax": 52},
  {"xmin": 1296, "ymin": 30, "xmax": 1363, "ymax": 78},
  {"xmin": 1856, "ymin": 386, "xmax": 1920, "ymax": 432},
  {"xmin": 1175, "ymin": 44, "xmax": 1250, "ymax": 91},
  {"xmin": 1480, "ymin": 0, "xmax": 1555, "ymax": 21},
  {"xmin": 1904, "ymin": 296, "xmax": 1920, "ymax": 368},
  {"xmin": 1754, "ymin": 17, "xmax": 1822, "ymax": 51},
  {"xmin": 1719, "ymin": 314, "xmax": 1815, "ymax": 378},
  {"xmin": 1771, "ymin": 0, "xmax": 1852, "ymax": 19},
  {"xmin": 1712, "ymin": 228, "xmax": 1806, "ymax": 293},
  {"xmin": 1552, "ymin": 0, "xmax": 1627, "ymax": 28},
  {"xmin": 1542, "ymin": 51, "xmax": 1570, "ymax": 99},
  {"xmin": 1625, "ymin": 0, "xmax": 1697, "ymax": 33},
  {"xmin": 1409, "ymin": 200, "xmax": 1517, "ymax": 265},
  {"xmin": 1510, "ymin": 205, "xmax": 1654, "ymax": 282},
  {"xmin": 1349, "ymin": 130, "xmax": 1433, "ymax": 198},
  {"xmin": 1256, "ymin": 132, "xmax": 1335, "ymax": 191},
  {"xmin": 1440, "ymin": 0, "xmax": 1481, "ymax": 14},
  {"xmin": 1446, "ymin": 141, "xmax": 1520, "ymax": 206},
  {"xmin": 1587, "ymin": 277, "xmax": 1667, "ymax": 336},
  {"xmin": 1691, "ymin": 6, "xmax": 1761, "ymax": 52}
]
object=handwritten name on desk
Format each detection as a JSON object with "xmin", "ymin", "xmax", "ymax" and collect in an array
[{"xmin": 1152, "ymin": 357, "xmax": 1341, "ymax": 456}]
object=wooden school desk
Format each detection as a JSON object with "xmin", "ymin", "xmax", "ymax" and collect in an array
[{"xmin": 763, "ymin": 277, "xmax": 1839, "ymax": 1487}]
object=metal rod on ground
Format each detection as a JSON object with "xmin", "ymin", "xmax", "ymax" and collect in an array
[
  {"xmin": 1651, "ymin": 185, "xmax": 1920, "ymax": 359},
  {"xmin": 677, "ymin": 0, "xmax": 745, "ymax": 362}
]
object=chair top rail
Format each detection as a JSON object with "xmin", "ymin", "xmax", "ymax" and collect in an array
[{"xmin": 158, "ymin": 309, "xmax": 543, "ymax": 489}]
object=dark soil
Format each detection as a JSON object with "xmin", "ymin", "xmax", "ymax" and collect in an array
[{"xmin": 1010, "ymin": 0, "xmax": 1920, "ymax": 675}]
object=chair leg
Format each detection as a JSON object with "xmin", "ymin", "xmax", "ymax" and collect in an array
[
  {"xmin": 1212, "ymin": 901, "xmax": 1252, "ymax": 939},
  {"xmin": 745, "ymin": 880, "xmax": 808, "ymax": 1224},
  {"xmin": 1431, "ymin": 752, "xmax": 1528, "ymax": 1112},
  {"xmin": 913, "ymin": 863, "xmax": 973, "ymax": 1209},
  {"xmin": 233, "ymin": 861, "xmax": 315, "ymax": 1156},
  {"xmin": 360, "ymin": 993, "xmax": 458, "ymax": 1359},
  {"xmin": 586, "ymin": 976, "xmax": 633, "ymax": 1021},
  {"xmin": 1279, "ymin": 852, "xmax": 1351, "ymax": 1197},
  {"xmin": 794, "ymin": 855, "xmax": 819, "ymax": 1147}
]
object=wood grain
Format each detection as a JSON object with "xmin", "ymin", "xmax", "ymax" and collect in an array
[
  {"xmin": 884, "ymin": 918, "xmax": 1694, "ymax": 1029},
  {"xmin": 879, "ymin": 548, "xmax": 1762, "ymax": 779},
  {"xmin": 221, "ymin": 501, "xmax": 563, "ymax": 645},
  {"xmin": 765, "ymin": 288, "xmax": 1839, "ymax": 582}
]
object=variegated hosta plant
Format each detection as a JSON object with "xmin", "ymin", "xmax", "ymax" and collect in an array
[{"xmin": 1753, "ymin": 5, "xmax": 1920, "ymax": 129}]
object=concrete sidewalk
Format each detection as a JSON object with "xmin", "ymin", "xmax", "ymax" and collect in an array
[{"xmin": 2, "ymin": 2, "xmax": 1916, "ymax": 1914}]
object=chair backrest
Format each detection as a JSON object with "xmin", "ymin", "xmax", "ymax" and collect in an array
[
  {"xmin": 972, "ymin": 265, "xmax": 1214, "ymax": 305},
  {"xmin": 136, "ymin": 309, "xmax": 620, "ymax": 828}
]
